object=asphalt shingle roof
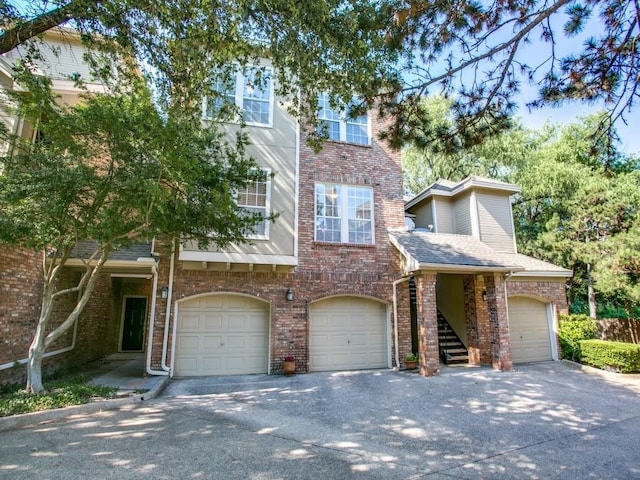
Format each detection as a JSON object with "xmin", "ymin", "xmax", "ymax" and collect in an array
[
  {"xmin": 70, "ymin": 241, "xmax": 153, "ymax": 261},
  {"xmin": 390, "ymin": 230, "xmax": 571, "ymax": 276}
]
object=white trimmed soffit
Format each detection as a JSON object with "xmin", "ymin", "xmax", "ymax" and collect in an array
[
  {"xmin": 63, "ymin": 258, "xmax": 157, "ymax": 269},
  {"xmin": 178, "ymin": 250, "xmax": 298, "ymax": 266},
  {"xmin": 509, "ymin": 270, "xmax": 573, "ymax": 278}
]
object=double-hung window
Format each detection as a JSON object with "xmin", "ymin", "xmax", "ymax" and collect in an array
[
  {"xmin": 317, "ymin": 93, "xmax": 370, "ymax": 145},
  {"xmin": 205, "ymin": 66, "xmax": 273, "ymax": 126},
  {"xmin": 237, "ymin": 169, "xmax": 271, "ymax": 239},
  {"xmin": 315, "ymin": 183, "xmax": 374, "ymax": 245}
]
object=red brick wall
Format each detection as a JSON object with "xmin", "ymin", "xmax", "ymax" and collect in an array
[
  {"xmin": 506, "ymin": 279, "xmax": 569, "ymax": 314},
  {"xmin": 484, "ymin": 273, "xmax": 513, "ymax": 371},
  {"xmin": 0, "ymin": 247, "xmax": 43, "ymax": 364},
  {"xmin": 0, "ymin": 247, "xmax": 43, "ymax": 383},
  {"xmin": 414, "ymin": 272, "xmax": 439, "ymax": 375},
  {"xmin": 0, "ymin": 255, "xmax": 120, "ymax": 385},
  {"xmin": 150, "ymin": 114, "xmax": 408, "ymax": 374},
  {"xmin": 462, "ymin": 275, "xmax": 567, "ymax": 368}
]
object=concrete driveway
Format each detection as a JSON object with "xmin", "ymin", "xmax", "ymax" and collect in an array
[{"xmin": 2, "ymin": 362, "xmax": 639, "ymax": 479}]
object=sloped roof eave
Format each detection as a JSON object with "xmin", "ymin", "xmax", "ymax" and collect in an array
[
  {"xmin": 416, "ymin": 262, "xmax": 525, "ymax": 274},
  {"xmin": 510, "ymin": 269, "xmax": 573, "ymax": 278}
]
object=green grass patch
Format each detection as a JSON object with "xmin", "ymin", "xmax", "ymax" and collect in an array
[{"xmin": 0, "ymin": 375, "xmax": 118, "ymax": 417}]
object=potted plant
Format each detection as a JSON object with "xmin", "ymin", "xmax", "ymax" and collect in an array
[
  {"xmin": 283, "ymin": 355, "xmax": 295, "ymax": 376},
  {"xmin": 405, "ymin": 352, "xmax": 418, "ymax": 370}
]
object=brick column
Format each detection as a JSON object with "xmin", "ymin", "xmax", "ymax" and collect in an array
[
  {"xmin": 464, "ymin": 275, "xmax": 492, "ymax": 365},
  {"xmin": 484, "ymin": 273, "xmax": 513, "ymax": 371},
  {"xmin": 414, "ymin": 272, "xmax": 439, "ymax": 376}
]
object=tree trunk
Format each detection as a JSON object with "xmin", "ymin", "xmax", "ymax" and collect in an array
[
  {"xmin": 587, "ymin": 263, "xmax": 597, "ymax": 319},
  {"xmin": 0, "ymin": 1, "xmax": 91, "ymax": 55},
  {"xmin": 26, "ymin": 245, "xmax": 110, "ymax": 393},
  {"xmin": 26, "ymin": 284, "xmax": 55, "ymax": 393},
  {"xmin": 27, "ymin": 342, "xmax": 45, "ymax": 393}
]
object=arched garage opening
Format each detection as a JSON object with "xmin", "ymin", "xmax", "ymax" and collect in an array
[
  {"xmin": 309, "ymin": 296, "xmax": 389, "ymax": 372},
  {"xmin": 174, "ymin": 293, "xmax": 270, "ymax": 376},
  {"xmin": 508, "ymin": 296, "xmax": 556, "ymax": 363}
]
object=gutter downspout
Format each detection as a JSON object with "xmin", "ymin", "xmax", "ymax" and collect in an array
[
  {"xmin": 160, "ymin": 238, "xmax": 176, "ymax": 373},
  {"xmin": 146, "ymin": 262, "xmax": 168, "ymax": 376},
  {"xmin": 392, "ymin": 276, "xmax": 411, "ymax": 369}
]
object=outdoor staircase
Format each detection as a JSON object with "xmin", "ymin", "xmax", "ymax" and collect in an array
[{"xmin": 437, "ymin": 311, "xmax": 469, "ymax": 365}]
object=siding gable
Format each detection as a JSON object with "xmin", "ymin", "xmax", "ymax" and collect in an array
[
  {"xmin": 452, "ymin": 192, "xmax": 472, "ymax": 235},
  {"xmin": 434, "ymin": 198, "xmax": 453, "ymax": 233},
  {"xmin": 476, "ymin": 192, "xmax": 515, "ymax": 253}
]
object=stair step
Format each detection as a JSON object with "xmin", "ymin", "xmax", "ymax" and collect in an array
[
  {"xmin": 444, "ymin": 348, "xmax": 468, "ymax": 354},
  {"xmin": 437, "ymin": 310, "xmax": 469, "ymax": 365}
]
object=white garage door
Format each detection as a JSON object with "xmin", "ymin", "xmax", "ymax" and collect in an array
[
  {"xmin": 508, "ymin": 297, "xmax": 552, "ymax": 363},
  {"xmin": 310, "ymin": 297, "xmax": 388, "ymax": 372},
  {"xmin": 175, "ymin": 294, "xmax": 269, "ymax": 376}
]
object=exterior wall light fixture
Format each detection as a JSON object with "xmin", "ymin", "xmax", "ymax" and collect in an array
[
  {"xmin": 286, "ymin": 288, "xmax": 294, "ymax": 302},
  {"xmin": 161, "ymin": 286, "xmax": 169, "ymax": 299}
]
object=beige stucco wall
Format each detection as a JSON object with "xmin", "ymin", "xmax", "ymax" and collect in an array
[{"xmin": 436, "ymin": 273, "xmax": 467, "ymax": 344}]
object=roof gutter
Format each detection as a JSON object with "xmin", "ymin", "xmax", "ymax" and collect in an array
[{"xmin": 417, "ymin": 263, "xmax": 525, "ymax": 274}]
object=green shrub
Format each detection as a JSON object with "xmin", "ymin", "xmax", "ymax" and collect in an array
[
  {"xmin": 0, "ymin": 375, "xmax": 117, "ymax": 417},
  {"xmin": 558, "ymin": 314, "xmax": 597, "ymax": 361},
  {"xmin": 579, "ymin": 340, "xmax": 640, "ymax": 373}
]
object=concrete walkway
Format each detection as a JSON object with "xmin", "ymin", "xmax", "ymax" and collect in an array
[
  {"xmin": 89, "ymin": 354, "xmax": 167, "ymax": 393},
  {"xmin": 1, "ymin": 361, "xmax": 639, "ymax": 479}
]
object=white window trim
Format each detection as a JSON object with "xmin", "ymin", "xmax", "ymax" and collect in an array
[
  {"xmin": 203, "ymin": 66, "xmax": 274, "ymax": 128},
  {"xmin": 238, "ymin": 167, "xmax": 271, "ymax": 240},
  {"xmin": 318, "ymin": 94, "xmax": 371, "ymax": 146},
  {"xmin": 314, "ymin": 182, "xmax": 375, "ymax": 245}
]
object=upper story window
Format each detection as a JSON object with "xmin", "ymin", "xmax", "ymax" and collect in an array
[
  {"xmin": 204, "ymin": 67, "xmax": 273, "ymax": 126},
  {"xmin": 315, "ymin": 182, "xmax": 374, "ymax": 245},
  {"xmin": 318, "ymin": 93, "xmax": 370, "ymax": 146},
  {"xmin": 237, "ymin": 169, "xmax": 271, "ymax": 239}
]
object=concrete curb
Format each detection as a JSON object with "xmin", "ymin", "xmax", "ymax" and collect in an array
[
  {"xmin": 561, "ymin": 359, "xmax": 640, "ymax": 383},
  {"xmin": 0, "ymin": 375, "xmax": 170, "ymax": 433}
]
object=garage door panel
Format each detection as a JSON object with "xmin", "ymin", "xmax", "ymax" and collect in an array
[
  {"xmin": 201, "ymin": 356, "xmax": 223, "ymax": 371},
  {"xmin": 225, "ymin": 335, "xmax": 247, "ymax": 349},
  {"xmin": 202, "ymin": 335, "xmax": 223, "ymax": 350},
  {"xmin": 202, "ymin": 296, "xmax": 225, "ymax": 308},
  {"xmin": 177, "ymin": 335, "xmax": 200, "ymax": 350},
  {"xmin": 177, "ymin": 357, "xmax": 199, "ymax": 374},
  {"xmin": 180, "ymin": 314, "xmax": 201, "ymax": 330},
  {"xmin": 203, "ymin": 315, "xmax": 223, "ymax": 329},
  {"xmin": 310, "ymin": 297, "xmax": 387, "ymax": 372},
  {"xmin": 508, "ymin": 297, "xmax": 552, "ymax": 363},
  {"xmin": 176, "ymin": 295, "xmax": 269, "ymax": 376}
]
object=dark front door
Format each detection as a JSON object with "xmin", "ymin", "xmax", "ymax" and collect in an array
[{"xmin": 121, "ymin": 297, "xmax": 147, "ymax": 351}]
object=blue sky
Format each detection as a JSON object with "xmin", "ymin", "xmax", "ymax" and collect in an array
[
  {"xmin": 507, "ymin": 12, "xmax": 640, "ymax": 155},
  {"xmin": 517, "ymin": 101, "xmax": 640, "ymax": 155}
]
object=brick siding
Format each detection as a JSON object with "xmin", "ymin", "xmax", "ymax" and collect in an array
[{"xmin": 150, "ymin": 115, "xmax": 407, "ymax": 374}]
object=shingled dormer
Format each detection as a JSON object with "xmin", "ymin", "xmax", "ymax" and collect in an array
[{"xmin": 405, "ymin": 176, "xmax": 521, "ymax": 254}]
